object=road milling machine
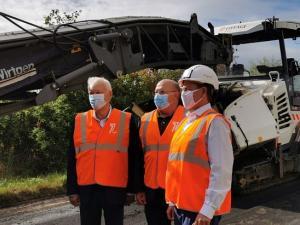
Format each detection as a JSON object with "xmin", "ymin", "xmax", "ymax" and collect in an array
[
  {"xmin": 0, "ymin": 13, "xmax": 299, "ymax": 192},
  {"xmin": 214, "ymin": 17, "xmax": 300, "ymax": 192}
]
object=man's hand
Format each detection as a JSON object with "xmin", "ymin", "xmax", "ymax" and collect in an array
[
  {"xmin": 135, "ymin": 192, "xmax": 147, "ymax": 205},
  {"xmin": 166, "ymin": 206, "xmax": 174, "ymax": 220},
  {"xmin": 69, "ymin": 194, "xmax": 80, "ymax": 207},
  {"xmin": 192, "ymin": 213, "xmax": 211, "ymax": 225}
]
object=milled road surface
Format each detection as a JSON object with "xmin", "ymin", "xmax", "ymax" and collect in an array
[{"xmin": 1, "ymin": 179, "xmax": 300, "ymax": 225}]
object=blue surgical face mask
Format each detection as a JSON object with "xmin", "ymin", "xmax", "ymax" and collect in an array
[
  {"xmin": 89, "ymin": 94, "xmax": 106, "ymax": 110},
  {"xmin": 154, "ymin": 94, "xmax": 169, "ymax": 109}
]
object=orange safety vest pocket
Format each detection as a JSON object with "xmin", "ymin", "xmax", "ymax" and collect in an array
[
  {"xmin": 76, "ymin": 149, "xmax": 96, "ymax": 185},
  {"xmin": 95, "ymin": 151, "xmax": 128, "ymax": 187}
]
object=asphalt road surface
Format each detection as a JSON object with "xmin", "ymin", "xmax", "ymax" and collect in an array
[{"xmin": 1, "ymin": 179, "xmax": 300, "ymax": 225}]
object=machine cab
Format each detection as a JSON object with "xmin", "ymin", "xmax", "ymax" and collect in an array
[{"xmin": 215, "ymin": 18, "xmax": 300, "ymax": 111}]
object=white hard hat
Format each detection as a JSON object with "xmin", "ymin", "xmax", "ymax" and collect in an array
[{"xmin": 180, "ymin": 65, "xmax": 219, "ymax": 90}]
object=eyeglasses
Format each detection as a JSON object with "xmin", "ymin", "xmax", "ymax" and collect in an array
[{"xmin": 153, "ymin": 90, "xmax": 178, "ymax": 95}]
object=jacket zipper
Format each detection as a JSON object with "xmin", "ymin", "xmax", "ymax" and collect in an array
[{"xmin": 94, "ymin": 128, "xmax": 102, "ymax": 183}]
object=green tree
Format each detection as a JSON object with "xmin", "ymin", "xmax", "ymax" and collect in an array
[
  {"xmin": 249, "ymin": 57, "xmax": 281, "ymax": 75},
  {"xmin": 111, "ymin": 69, "xmax": 182, "ymax": 109},
  {"xmin": 44, "ymin": 9, "xmax": 82, "ymax": 25}
]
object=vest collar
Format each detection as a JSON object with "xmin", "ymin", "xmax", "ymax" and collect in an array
[{"xmin": 93, "ymin": 105, "xmax": 112, "ymax": 128}]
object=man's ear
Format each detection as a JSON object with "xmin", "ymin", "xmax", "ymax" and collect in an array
[
  {"xmin": 108, "ymin": 90, "xmax": 113, "ymax": 100},
  {"xmin": 202, "ymin": 86, "xmax": 208, "ymax": 96}
]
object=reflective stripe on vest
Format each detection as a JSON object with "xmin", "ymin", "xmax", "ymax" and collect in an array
[
  {"xmin": 140, "ymin": 106, "xmax": 185, "ymax": 189},
  {"xmin": 141, "ymin": 109, "xmax": 183, "ymax": 152},
  {"xmin": 142, "ymin": 112, "xmax": 171, "ymax": 152},
  {"xmin": 168, "ymin": 112, "xmax": 216, "ymax": 169},
  {"xmin": 143, "ymin": 144, "xmax": 170, "ymax": 152},
  {"xmin": 141, "ymin": 112, "xmax": 151, "ymax": 152},
  {"xmin": 75, "ymin": 111, "xmax": 127, "ymax": 154}
]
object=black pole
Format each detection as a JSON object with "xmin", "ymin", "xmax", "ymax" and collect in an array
[{"xmin": 278, "ymin": 30, "xmax": 292, "ymax": 99}]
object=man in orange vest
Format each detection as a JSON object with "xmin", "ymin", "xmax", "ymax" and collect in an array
[
  {"xmin": 136, "ymin": 79, "xmax": 185, "ymax": 225},
  {"xmin": 67, "ymin": 77, "xmax": 144, "ymax": 225},
  {"xmin": 165, "ymin": 65, "xmax": 234, "ymax": 225}
]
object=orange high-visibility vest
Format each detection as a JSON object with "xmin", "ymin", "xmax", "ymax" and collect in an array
[
  {"xmin": 73, "ymin": 108, "xmax": 131, "ymax": 188},
  {"xmin": 165, "ymin": 108, "xmax": 231, "ymax": 215},
  {"xmin": 140, "ymin": 106, "xmax": 185, "ymax": 189}
]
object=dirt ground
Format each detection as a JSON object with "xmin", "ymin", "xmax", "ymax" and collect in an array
[{"xmin": 1, "ymin": 179, "xmax": 300, "ymax": 225}]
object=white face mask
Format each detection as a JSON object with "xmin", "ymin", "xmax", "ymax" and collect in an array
[
  {"xmin": 89, "ymin": 94, "xmax": 106, "ymax": 110},
  {"xmin": 181, "ymin": 89, "xmax": 204, "ymax": 110}
]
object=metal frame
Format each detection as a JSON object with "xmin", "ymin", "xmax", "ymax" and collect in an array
[{"xmin": 0, "ymin": 13, "xmax": 232, "ymax": 115}]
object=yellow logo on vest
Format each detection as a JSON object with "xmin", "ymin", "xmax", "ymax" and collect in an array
[
  {"xmin": 172, "ymin": 122, "xmax": 180, "ymax": 132},
  {"xmin": 109, "ymin": 123, "xmax": 117, "ymax": 134}
]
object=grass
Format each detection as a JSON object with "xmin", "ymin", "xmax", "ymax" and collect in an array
[{"xmin": 0, "ymin": 172, "xmax": 66, "ymax": 208}]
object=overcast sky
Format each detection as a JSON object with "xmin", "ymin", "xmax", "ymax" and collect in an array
[{"xmin": 1, "ymin": 0, "xmax": 300, "ymax": 68}]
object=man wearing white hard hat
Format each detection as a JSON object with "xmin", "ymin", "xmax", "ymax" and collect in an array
[{"xmin": 165, "ymin": 65, "xmax": 234, "ymax": 225}]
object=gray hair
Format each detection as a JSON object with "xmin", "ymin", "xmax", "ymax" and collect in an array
[{"xmin": 87, "ymin": 77, "xmax": 112, "ymax": 91}]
